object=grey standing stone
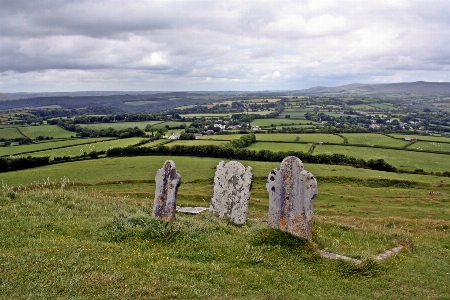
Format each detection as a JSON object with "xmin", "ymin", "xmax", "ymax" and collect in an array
[
  {"xmin": 266, "ymin": 156, "xmax": 317, "ymax": 240},
  {"xmin": 153, "ymin": 160, "xmax": 181, "ymax": 222},
  {"xmin": 210, "ymin": 161, "xmax": 253, "ymax": 224}
]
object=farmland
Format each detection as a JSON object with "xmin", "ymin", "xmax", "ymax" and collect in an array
[{"xmin": 1, "ymin": 89, "xmax": 450, "ymax": 299}]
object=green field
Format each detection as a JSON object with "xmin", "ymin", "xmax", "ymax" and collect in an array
[
  {"xmin": 165, "ymin": 140, "xmax": 228, "ymax": 147},
  {"xmin": 200, "ymin": 134, "xmax": 245, "ymax": 141},
  {"xmin": 82, "ymin": 121, "xmax": 163, "ymax": 130},
  {"xmin": 152, "ymin": 121, "xmax": 188, "ymax": 129},
  {"xmin": 123, "ymin": 101, "xmax": 159, "ymax": 106},
  {"xmin": 251, "ymin": 118, "xmax": 318, "ymax": 127},
  {"xmin": 29, "ymin": 138, "xmax": 144, "ymax": 158},
  {"xmin": 180, "ymin": 113, "xmax": 232, "ymax": 118},
  {"xmin": 313, "ymin": 144, "xmax": 450, "ymax": 173},
  {"xmin": 0, "ymin": 138, "xmax": 114, "ymax": 157},
  {"xmin": 388, "ymin": 134, "xmax": 450, "ymax": 143},
  {"xmin": 257, "ymin": 133, "xmax": 344, "ymax": 144},
  {"xmin": 343, "ymin": 133, "xmax": 409, "ymax": 147},
  {"xmin": 408, "ymin": 141, "xmax": 450, "ymax": 153},
  {"xmin": 245, "ymin": 142, "xmax": 312, "ymax": 152},
  {"xmin": 0, "ymin": 127, "xmax": 24, "ymax": 139},
  {"xmin": 19, "ymin": 125, "xmax": 74, "ymax": 139}
]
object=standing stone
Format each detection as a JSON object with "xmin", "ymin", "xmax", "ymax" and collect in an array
[
  {"xmin": 266, "ymin": 156, "xmax": 317, "ymax": 240},
  {"xmin": 210, "ymin": 161, "xmax": 253, "ymax": 224},
  {"xmin": 153, "ymin": 160, "xmax": 181, "ymax": 222}
]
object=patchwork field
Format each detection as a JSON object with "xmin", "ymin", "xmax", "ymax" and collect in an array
[
  {"xmin": 342, "ymin": 133, "xmax": 409, "ymax": 147},
  {"xmin": 245, "ymin": 142, "xmax": 312, "ymax": 152},
  {"xmin": 407, "ymin": 141, "xmax": 450, "ymax": 153},
  {"xmin": 29, "ymin": 138, "xmax": 144, "ymax": 158},
  {"xmin": 0, "ymin": 138, "xmax": 114, "ymax": 157},
  {"xmin": 165, "ymin": 140, "xmax": 228, "ymax": 147},
  {"xmin": 0, "ymin": 127, "xmax": 24, "ymax": 139},
  {"xmin": 19, "ymin": 125, "xmax": 74, "ymax": 139},
  {"xmin": 251, "ymin": 118, "xmax": 318, "ymax": 127},
  {"xmin": 257, "ymin": 133, "xmax": 344, "ymax": 144},
  {"xmin": 82, "ymin": 121, "xmax": 163, "ymax": 130},
  {"xmin": 313, "ymin": 144, "xmax": 450, "ymax": 173}
]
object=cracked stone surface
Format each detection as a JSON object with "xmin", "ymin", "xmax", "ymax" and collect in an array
[
  {"xmin": 210, "ymin": 161, "xmax": 253, "ymax": 224},
  {"xmin": 152, "ymin": 160, "xmax": 181, "ymax": 222},
  {"xmin": 266, "ymin": 156, "xmax": 318, "ymax": 240}
]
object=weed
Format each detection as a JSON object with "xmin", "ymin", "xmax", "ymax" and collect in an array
[{"xmin": 335, "ymin": 259, "xmax": 384, "ymax": 277}]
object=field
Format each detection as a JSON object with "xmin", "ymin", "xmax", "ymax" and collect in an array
[
  {"xmin": 19, "ymin": 125, "xmax": 74, "ymax": 139},
  {"xmin": 0, "ymin": 127, "xmax": 24, "ymax": 139},
  {"xmin": 29, "ymin": 138, "xmax": 144, "ymax": 158},
  {"xmin": 388, "ymin": 134, "xmax": 450, "ymax": 143},
  {"xmin": 251, "ymin": 118, "xmax": 318, "ymax": 127},
  {"xmin": 408, "ymin": 141, "xmax": 450, "ymax": 153},
  {"xmin": 0, "ymin": 138, "xmax": 114, "ymax": 157},
  {"xmin": 313, "ymin": 144, "xmax": 450, "ymax": 173},
  {"xmin": 200, "ymin": 134, "xmax": 245, "ymax": 141},
  {"xmin": 82, "ymin": 121, "xmax": 163, "ymax": 130},
  {"xmin": 257, "ymin": 133, "xmax": 344, "ymax": 144},
  {"xmin": 245, "ymin": 142, "xmax": 312, "ymax": 152},
  {"xmin": 1, "ymin": 155, "xmax": 449, "ymax": 298},
  {"xmin": 342, "ymin": 133, "xmax": 409, "ymax": 147},
  {"xmin": 165, "ymin": 140, "xmax": 228, "ymax": 147}
]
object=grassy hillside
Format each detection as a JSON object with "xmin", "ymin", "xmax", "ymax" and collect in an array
[{"xmin": 1, "ymin": 158, "xmax": 449, "ymax": 298}]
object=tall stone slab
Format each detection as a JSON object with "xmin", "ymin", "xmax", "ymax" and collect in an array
[
  {"xmin": 266, "ymin": 156, "xmax": 317, "ymax": 240},
  {"xmin": 210, "ymin": 161, "xmax": 253, "ymax": 224},
  {"xmin": 153, "ymin": 160, "xmax": 181, "ymax": 222}
]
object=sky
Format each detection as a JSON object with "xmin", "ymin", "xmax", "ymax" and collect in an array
[{"xmin": 1, "ymin": 0, "xmax": 450, "ymax": 92}]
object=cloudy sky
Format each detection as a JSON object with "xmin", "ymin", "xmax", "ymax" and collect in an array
[{"xmin": 1, "ymin": 0, "xmax": 450, "ymax": 92}]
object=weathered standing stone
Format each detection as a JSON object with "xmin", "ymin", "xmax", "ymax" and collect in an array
[
  {"xmin": 210, "ymin": 161, "xmax": 253, "ymax": 224},
  {"xmin": 266, "ymin": 156, "xmax": 318, "ymax": 240},
  {"xmin": 153, "ymin": 160, "xmax": 181, "ymax": 221}
]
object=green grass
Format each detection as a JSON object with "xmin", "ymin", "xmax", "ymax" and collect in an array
[
  {"xmin": 0, "ymin": 127, "xmax": 23, "ymax": 139},
  {"xmin": 408, "ymin": 141, "xmax": 450, "ymax": 153},
  {"xmin": 152, "ymin": 121, "xmax": 188, "ymax": 129},
  {"xmin": 19, "ymin": 125, "xmax": 74, "ymax": 139},
  {"xmin": 82, "ymin": 121, "xmax": 163, "ymax": 130},
  {"xmin": 257, "ymin": 133, "xmax": 344, "ymax": 144},
  {"xmin": 30, "ymin": 138, "xmax": 144, "ymax": 158},
  {"xmin": 0, "ymin": 138, "xmax": 114, "ymax": 157},
  {"xmin": 245, "ymin": 142, "xmax": 312, "ymax": 152},
  {"xmin": 251, "ymin": 118, "xmax": 318, "ymax": 127},
  {"xmin": 1, "ymin": 164, "xmax": 449, "ymax": 298},
  {"xmin": 180, "ymin": 113, "xmax": 232, "ymax": 118},
  {"xmin": 388, "ymin": 134, "xmax": 450, "ymax": 143},
  {"xmin": 200, "ymin": 134, "xmax": 245, "ymax": 141},
  {"xmin": 313, "ymin": 144, "xmax": 450, "ymax": 173},
  {"xmin": 165, "ymin": 140, "xmax": 228, "ymax": 147},
  {"xmin": 342, "ymin": 133, "xmax": 409, "ymax": 147}
]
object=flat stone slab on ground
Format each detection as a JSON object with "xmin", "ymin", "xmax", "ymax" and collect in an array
[{"xmin": 176, "ymin": 206, "xmax": 209, "ymax": 214}]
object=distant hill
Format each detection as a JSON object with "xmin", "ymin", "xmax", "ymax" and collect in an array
[{"xmin": 293, "ymin": 81, "xmax": 450, "ymax": 97}]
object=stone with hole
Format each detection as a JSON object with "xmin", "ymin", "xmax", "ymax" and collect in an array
[{"xmin": 266, "ymin": 156, "xmax": 318, "ymax": 240}]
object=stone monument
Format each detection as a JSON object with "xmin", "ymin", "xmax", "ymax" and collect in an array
[
  {"xmin": 210, "ymin": 161, "xmax": 253, "ymax": 224},
  {"xmin": 153, "ymin": 160, "xmax": 181, "ymax": 222},
  {"xmin": 266, "ymin": 156, "xmax": 317, "ymax": 240}
]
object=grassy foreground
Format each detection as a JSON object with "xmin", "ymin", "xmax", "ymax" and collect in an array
[{"xmin": 1, "ymin": 183, "xmax": 449, "ymax": 299}]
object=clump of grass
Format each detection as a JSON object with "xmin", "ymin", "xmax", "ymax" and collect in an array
[
  {"xmin": 335, "ymin": 259, "xmax": 384, "ymax": 277},
  {"xmin": 105, "ymin": 213, "xmax": 180, "ymax": 242},
  {"xmin": 251, "ymin": 227, "xmax": 320, "ymax": 260}
]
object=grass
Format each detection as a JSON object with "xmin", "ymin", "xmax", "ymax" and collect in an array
[
  {"xmin": 19, "ymin": 125, "xmax": 74, "ymax": 139},
  {"xmin": 245, "ymin": 142, "xmax": 312, "ymax": 152},
  {"xmin": 408, "ymin": 141, "xmax": 450, "ymax": 153},
  {"xmin": 251, "ymin": 118, "xmax": 319, "ymax": 127},
  {"xmin": 0, "ymin": 127, "xmax": 24, "ymax": 139},
  {"xmin": 29, "ymin": 138, "xmax": 144, "ymax": 158},
  {"xmin": 342, "ymin": 133, "xmax": 409, "ymax": 147},
  {"xmin": 0, "ymin": 138, "xmax": 114, "ymax": 157},
  {"xmin": 200, "ymin": 134, "xmax": 245, "ymax": 141},
  {"xmin": 1, "ymin": 169, "xmax": 449, "ymax": 298},
  {"xmin": 313, "ymin": 144, "xmax": 450, "ymax": 173},
  {"xmin": 82, "ymin": 121, "xmax": 163, "ymax": 130},
  {"xmin": 165, "ymin": 140, "xmax": 228, "ymax": 147},
  {"xmin": 257, "ymin": 133, "xmax": 344, "ymax": 144},
  {"xmin": 388, "ymin": 134, "xmax": 450, "ymax": 143}
]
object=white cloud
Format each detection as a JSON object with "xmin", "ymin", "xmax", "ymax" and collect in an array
[{"xmin": 1, "ymin": 0, "xmax": 450, "ymax": 91}]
